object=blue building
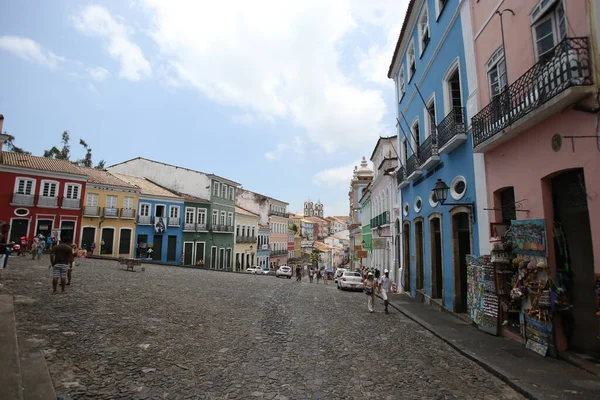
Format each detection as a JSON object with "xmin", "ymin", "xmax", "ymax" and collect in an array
[
  {"xmin": 388, "ymin": 0, "xmax": 482, "ymax": 313},
  {"xmin": 113, "ymin": 173, "xmax": 184, "ymax": 264}
]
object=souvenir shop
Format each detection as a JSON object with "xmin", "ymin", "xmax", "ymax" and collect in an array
[{"xmin": 467, "ymin": 219, "xmax": 574, "ymax": 357}]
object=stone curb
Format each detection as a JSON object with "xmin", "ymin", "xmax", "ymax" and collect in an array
[{"xmin": 379, "ymin": 295, "xmax": 539, "ymax": 400}]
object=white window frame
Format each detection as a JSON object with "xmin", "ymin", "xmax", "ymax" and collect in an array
[
  {"xmin": 139, "ymin": 203, "xmax": 151, "ymax": 217},
  {"xmin": 411, "ymin": 117, "xmax": 421, "ymax": 155},
  {"xmin": 86, "ymin": 193, "xmax": 99, "ymax": 207},
  {"xmin": 155, "ymin": 204, "xmax": 167, "ymax": 218},
  {"xmin": 185, "ymin": 207, "xmax": 196, "ymax": 224},
  {"xmin": 221, "ymin": 184, "xmax": 227, "ymax": 199},
  {"xmin": 123, "ymin": 196, "xmax": 134, "ymax": 209},
  {"xmin": 106, "ymin": 195, "xmax": 118, "ymax": 209},
  {"xmin": 197, "ymin": 208, "xmax": 207, "ymax": 225},
  {"xmin": 531, "ymin": 0, "xmax": 566, "ymax": 61},
  {"xmin": 435, "ymin": 0, "xmax": 448, "ymax": 20},
  {"xmin": 213, "ymin": 182, "xmax": 220, "ymax": 197},
  {"xmin": 39, "ymin": 180, "xmax": 59, "ymax": 198},
  {"xmin": 169, "ymin": 205, "xmax": 180, "ymax": 219},
  {"xmin": 407, "ymin": 40, "xmax": 416, "ymax": 82},
  {"xmin": 424, "ymin": 94, "xmax": 436, "ymax": 139},
  {"xmin": 229, "ymin": 187, "xmax": 234, "ymax": 200},
  {"xmin": 418, "ymin": 6, "xmax": 430, "ymax": 57},
  {"xmin": 442, "ymin": 58, "xmax": 462, "ymax": 117},
  {"xmin": 228, "ymin": 212, "xmax": 233, "ymax": 226},
  {"xmin": 14, "ymin": 177, "xmax": 36, "ymax": 195},
  {"xmin": 220, "ymin": 211, "xmax": 226, "ymax": 225},
  {"xmin": 486, "ymin": 47, "xmax": 507, "ymax": 100},
  {"xmin": 397, "ymin": 66, "xmax": 406, "ymax": 101},
  {"xmin": 64, "ymin": 183, "xmax": 82, "ymax": 199},
  {"xmin": 212, "ymin": 210, "xmax": 218, "ymax": 225}
]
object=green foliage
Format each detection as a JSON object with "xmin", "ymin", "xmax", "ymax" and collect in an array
[
  {"xmin": 43, "ymin": 131, "xmax": 106, "ymax": 169},
  {"xmin": 309, "ymin": 250, "xmax": 322, "ymax": 267},
  {"xmin": 291, "ymin": 224, "xmax": 298, "ymax": 233},
  {"xmin": 2, "ymin": 132, "xmax": 31, "ymax": 154}
]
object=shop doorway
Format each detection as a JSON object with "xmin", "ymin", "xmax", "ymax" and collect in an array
[
  {"xmin": 402, "ymin": 221, "xmax": 411, "ymax": 293},
  {"xmin": 415, "ymin": 220, "xmax": 424, "ymax": 291},
  {"xmin": 184, "ymin": 243, "xmax": 193, "ymax": 265},
  {"xmin": 119, "ymin": 229, "xmax": 132, "ymax": 255},
  {"xmin": 81, "ymin": 227, "xmax": 95, "ymax": 252},
  {"xmin": 166, "ymin": 235, "xmax": 177, "ymax": 262},
  {"xmin": 137, "ymin": 234, "xmax": 149, "ymax": 258},
  {"xmin": 551, "ymin": 168, "xmax": 598, "ymax": 354},
  {"xmin": 9, "ymin": 219, "xmax": 29, "ymax": 243},
  {"xmin": 60, "ymin": 221, "xmax": 75, "ymax": 244},
  {"xmin": 36, "ymin": 219, "xmax": 53, "ymax": 237},
  {"xmin": 452, "ymin": 212, "xmax": 471, "ymax": 313},
  {"xmin": 195, "ymin": 242, "xmax": 205, "ymax": 265},
  {"xmin": 153, "ymin": 236, "xmax": 163, "ymax": 261},
  {"xmin": 430, "ymin": 216, "xmax": 443, "ymax": 299},
  {"xmin": 211, "ymin": 246, "xmax": 217, "ymax": 268},
  {"xmin": 101, "ymin": 228, "xmax": 114, "ymax": 255}
]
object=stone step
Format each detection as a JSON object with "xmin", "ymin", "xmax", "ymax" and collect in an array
[{"xmin": 0, "ymin": 294, "xmax": 24, "ymax": 400}]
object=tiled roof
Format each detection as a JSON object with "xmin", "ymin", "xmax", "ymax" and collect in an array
[
  {"xmin": 78, "ymin": 167, "xmax": 139, "ymax": 189},
  {"xmin": 111, "ymin": 173, "xmax": 181, "ymax": 198},
  {"xmin": 1, "ymin": 152, "xmax": 86, "ymax": 176},
  {"xmin": 235, "ymin": 206, "xmax": 259, "ymax": 218},
  {"xmin": 387, "ymin": 0, "xmax": 416, "ymax": 78},
  {"xmin": 145, "ymin": 181, "xmax": 210, "ymax": 203}
]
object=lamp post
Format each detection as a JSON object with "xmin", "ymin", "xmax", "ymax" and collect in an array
[{"xmin": 431, "ymin": 178, "xmax": 476, "ymax": 223}]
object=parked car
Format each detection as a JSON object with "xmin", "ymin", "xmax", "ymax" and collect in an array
[
  {"xmin": 255, "ymin": 266, "xmax": 270, "ymax": 275},
  {"xmin": 334, "ymin": 268, "xmax": 348, "ymax": 283},
  {"xmin": 337, "ymin": 271, "xmax": 364, "ymax": 291},
  {"xmin": 246, "ymin": 266, "xmax": 259, "ymax": 273},
  {"xmin": 275, "ymin": 265, "xmax": 292, "ymax": 279}
]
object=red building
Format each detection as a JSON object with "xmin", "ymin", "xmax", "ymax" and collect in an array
[{"xmin": 0, "ymin": 149, "xmax": 87, "ymax": 244}]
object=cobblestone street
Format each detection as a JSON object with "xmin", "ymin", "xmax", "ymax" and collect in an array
[{"xmin": 0, "ymin": 256, "xmax": 524, "ymax": 400}]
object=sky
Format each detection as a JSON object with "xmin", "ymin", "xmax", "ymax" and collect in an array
[{"xmin": 0, "ymin": 0, "xmax": 408, "ymax": 216}]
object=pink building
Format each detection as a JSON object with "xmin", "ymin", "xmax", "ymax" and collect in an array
[{"xmin": 470, "ymin": 0, "xmax": 599, "ymax": 354}]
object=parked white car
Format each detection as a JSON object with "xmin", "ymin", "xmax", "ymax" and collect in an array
[
  {"xmin": 246, "ymin": 266, "xmax": 259, "ymax": 273},
  {"xmin": 337, "ymin": 271, "xmax": 364, "ymax": 291},
  {"xmin": 275, "ymin": 266, "xmax": 292, "ymax": 279},
  {"xmin": 255, "ymin": 266, "xmax": 270, "ymax": 275},
  {"xmin": 334, "ymin": 268, "xmax": 348, "ymax": 283}
]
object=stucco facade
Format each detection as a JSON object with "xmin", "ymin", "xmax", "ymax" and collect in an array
[
  {"xmin": 234, "ymin": 206, "xmax": 259, "ymax": 271},
  {"xmin": 348, "ymin": 157, "xmax": 374, "ymax": 270}
]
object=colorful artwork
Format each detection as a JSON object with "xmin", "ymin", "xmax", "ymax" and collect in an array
[{"xmin": 509, "ymin": 219, "xmax": 547, "ymax": 256}]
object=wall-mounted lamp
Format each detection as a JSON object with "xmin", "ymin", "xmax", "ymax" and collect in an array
[{"xmin": 431, "ymin": 178, "xmax": 476, "ymax": 224}]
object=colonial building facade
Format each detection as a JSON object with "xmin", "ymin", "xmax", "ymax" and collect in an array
[
  {"xmin": 234, "ymin": 206, "xmax": 259, "ymax": 271},
  {"xmin": 348, "ymin": 157, "xmax": 374, "ymax": 271}
]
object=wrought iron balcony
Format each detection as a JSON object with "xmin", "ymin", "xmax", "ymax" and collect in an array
[
  {"xmin": 370, "ymin": 211, "xmax": 390, "ymax": 228},
  {"xmin": 418, "ymin": 135, "xmax": 440, "ymax": 170},
  {"xmin": 396, "ymin": 166, "xmax": 409, "ymax": 189},
  {"xmin": 38, "ymin": 196, "xmax": 58, "ymax": 207},
  {"xmin": 437, "ymin": 107, "xmax": 467, "ymax": 153},
  {"xmin": 270, "ymin": 250, "xmax": 287, "ymax": 255},
  {"xmin": 120, "ymin": 208, "xmax": 136, "ymax": 219},
  {"xmin": 168, "ymin": 217, "xmax": 180, "ymax": 226},
  {"xmin": 405, "ymin": 154, "xmax": 423, "ymax": 181},
  {"xmin": 103, "ymin": 207, "xmax": 119, "ymax": 218},
  {"xmin": 183, "ymin": 222, "xmax": 206, "ymax": 231},
  {"xmin": 11, "ymin": 193, "xmax": 34, "ymax": 206},
  {"xmin": 472, "ymin": 37, "xmax": 592, "ymax": 152},
  {"xmin": 212, "ymin": 224, "xmax": 234, "ymax": 232},
  {"xmin": 137, "ymin": 215, "xmax": 151, "ymax": 225},
  {"xmin": 84, "ymin": 206, "xmax": 100, "ymax": 217},
  {"xmin": 62, "ymin": 197, "xmax": 81, "ymax": 209},
  {"xmin": 269, "ymin": 210, "xmax": 287, "ymax": 217}
]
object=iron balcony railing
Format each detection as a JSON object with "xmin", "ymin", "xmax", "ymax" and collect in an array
[
  {"xmin": 38, "ymin": 196, "xmax": 59, "ymax": 207},
  {"xmin": 405, "ymin": 153, "xmax": 420, "ymax": 177},
  {"xmin": 168, "ymin": 217, "xmax": 180, "ymax": 226},
  {"xmin": 120, "ymin": 208, "xmax": 136, "ymax": 219},
  {"xmin": 62, "ymin": 197, "xmax": 81, "ymax": 209},
  {"xmin": 371, "ymin": 211, "xmax": 390, "ymax": 228},
  {"xmin": 11, "ymin": 193, "xmax": 34, "ymax": 206},
  {"xmin": 103, "ymin": 207, "xmax": 119, "ymax": 217},
  {"xmin": 269, "ymin": 210, "xmax": 287, "ymax": 217},
  {"xmin": 437, "ymin": 107, "xmax": 466, "ymax": 149},
  {"xmin": 84, "ymin": 206, "xmax": 100, "ymax": 217},
  {"xmin": 137, "ymin": 215, "xmax": 151, "ymax": 225},
  {"xmin": 183, "ymin": 222, "xmax": 207, "ymax": 231},
  {"xmin": 270, "ymin": 250, "xmax": 287, "ymax": 255},
  {"xmin": 395, "ymin": 166, "xmax": 406, "ymax": 186},
  {"xmin": 418, "ymin": 135, "xmax": 438, "ymax": 166},
  {"xmin": 472, "ymin": 37, "xmax": 592, "ymax": 148},
  {"xmin": 212, "ymin": 224, "xmax": 234, "ymax": 232}
]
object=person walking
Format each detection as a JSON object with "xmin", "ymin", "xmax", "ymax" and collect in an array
[
  {"xmin": 378, "ymin": 269, "xmax": 393, "ymax": 314},
  {"xmin": 308, "ymin": 268, "xmax": 314, "ymax": 283},
  {"xmin": 363, "ymin": 271, "xmax": 376, "ymax": 313},
  {"xmin": 295, "ymin": 265, "xmax": 302, "ymax": 282},
  {"xmin": 316, "ymin": 268, "xmax": 321, "ymax": 283},
  {"xmin": 19, "ymin": 235, "xmax": 28, "ymax": 256},
  {"xmin": 51, "ymin": 242, "xmax": 73, "ymax": 294}
]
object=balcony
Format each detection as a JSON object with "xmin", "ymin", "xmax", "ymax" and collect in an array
[
  {"xmin": 396, "ymin": 166, "xmax": 410, "ymax": 189},
  {"xmin": 371, "ymin": 211, "xmax": 390, "ymax": 228},
  {"xmin": 438, "ymin": 107, "xmax": 467, "ymax": 153},
  {"xmin": 137, "ymin": 215, "xmax": 151, "ymax": 225},
  {"xmin": 418, "ymin": 135, "xmax": 440, "ymax": 170},
  {"xmin": 62, "ymin": 197, "xmax": 81, "ymax": 209},
  {"xmin": 168, "ymin": 217, "xmax": 180, "ymax": 226},
  {"xmin": 103, "ymin": 207, "xmax": 119, "ymax": 218},
  {"xmin": 269, "ymin": 210, "xmax": 287, "ymax": 218},
  {"xmin": 405, "ymin": 154, "xmax": 422, "ymax": 181},
  {"xmin": 83, "ymin": 206, "xmax": 100, "ymax": 217},
  {"xmin": 270, "ymin": 250, "xmax": 287, "ymax": 255},
  {"xmin": 236, "ymin": 236, "xmax": 257, "ymax": 243},
  {"xmin": 184, "ymin": 222, "xmax": 208, "ymax": 231},
  {"xmin": 212, "ymin": 224, "xmax": 234, "ymax": 233},
  {"xmin": 472, "ymin": 37, "xmax": 593, "ymax": 153},
  {"xmin": 38, "ymin": 196, "xmax": 58, "ymax": 207},
  {"xmin": 11, "ymin": 193, "xmax": 34, "ymax": 206},
  {"xmin": 120, "ymin": 208, "xmax": 136, "ymax": 219}
]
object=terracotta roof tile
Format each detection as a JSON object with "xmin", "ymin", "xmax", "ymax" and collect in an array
[
  {"xmin": 1, "ymin": 152, "xmax": 86, "ymax": 176},
  {"xmin": 111, "ymin": 173, "xmax": 181, "ymax": 198},
  {"xmin": 78, "ymin": 167, "xmax": 139, "ymax": 189},
  {"xmin": 235, "ymin": 206, "xmax": 259, "ymax": 217}
]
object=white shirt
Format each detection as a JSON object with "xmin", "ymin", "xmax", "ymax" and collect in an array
[{"xmin": 378, "ymin": 276, "xmax": 392, "ymax": 293}]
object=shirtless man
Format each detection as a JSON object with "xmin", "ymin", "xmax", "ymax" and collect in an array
[{"xmin": 51, "ymin": 242, "xmax": 73, "ymax": 294}]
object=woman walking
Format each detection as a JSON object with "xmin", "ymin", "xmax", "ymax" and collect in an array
[{"xmin": 363, "ymin": 272, "xmax": 376, "ymax": 313}]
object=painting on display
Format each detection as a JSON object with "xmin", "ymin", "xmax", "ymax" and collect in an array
[{"xmin": 509, "ymin": 219, "xmax": 547, "ymax": 257}]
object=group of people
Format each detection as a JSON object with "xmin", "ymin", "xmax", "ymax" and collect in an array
[{"xmin": 363, "ymin": 268, "xmax": 393, "ymax": 314}]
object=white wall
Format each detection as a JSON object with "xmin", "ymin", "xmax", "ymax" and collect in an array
[{"xmin": 235, "ymin": 189, "xmax": 269, "ymax": 225}]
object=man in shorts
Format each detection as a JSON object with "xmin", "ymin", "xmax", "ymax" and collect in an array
[{"xmin": 51, "ymin": 242, "xmax": 73, "ymax": 294}]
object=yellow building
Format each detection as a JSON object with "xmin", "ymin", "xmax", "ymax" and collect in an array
[
  {"xmin": 234, "ymin": 206, "xmax": 259, "ymax": 271},
  {"xmin": 79, "ymin": 167, "xmax": 140, "ymax": 258}
]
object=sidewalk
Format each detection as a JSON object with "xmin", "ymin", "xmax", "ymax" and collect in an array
[{"xmin": 384, "ymin": 293, "xmax": 600, "ymax": 400}]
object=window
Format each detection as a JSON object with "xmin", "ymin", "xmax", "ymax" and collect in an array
[
  {"xmin": 185, "ymin": 207, "xmax": 195, "ymax": 224},
  {"xmin": 531, "ymin": 0, "xmax": 566, "ymax": 61},
  {"xmin": 414, "ymin": 196, "xmax": 423, "ymax": 213},
  {"xmin": 155, "ymin": 205, "xmax": 165, "ymax": 217},
  {"xmin": 140, "ymin": 203, "xmax": 150, "ymax": 217},
  {"xmin": 170, "ymin": 206, "xmax": 179, "ymax": 219},
  {"xmin": 419, "ymin": 7, "xmax": 430, "ymax": 55},
  {"xmin": 123, "ymin": 197, "xmax": 133, "ymax": 209},
  {"xmin": 407, "ymin": 41, "xmax": 416, "ymax": 81},
  {"xmin": 450, "ymin": 176, "xmax": 467, "ymax": 200},
  {"xmin": 425, "ymin": 97, "xmax": 436, "ymax": 138},
  {"xmin": 41, "ymin": 180, "xmax": 58, "ymax": 197},
  {"xmin": 86, "ymin": 193, "xmax": 99, "ymax": 207},
  {"xmin": 106, "ymin": 195, "xmax": 118, "ymax": 209},
  {"xmin": 15, "ymin": 178, "xmax": 35, "ymax": 195},
  {"xmin": 229, "ymin": 187, "xmax": 234, "ymax": 200},
  {"xmin": 221, "ymin": 184, "xmax": 227, "ymax": 199},
  {"xmin": 412, "ymin": 119, "xmax": 421, "ymax": 156},
  {"xmin": 220, "ymin": 211, "xmax": 226, "ymax": 225},
  {"xmin": 228, "ymin": 212, "xmax": 233, "ymax": 226},
  {"xmin": 429, "ymin": 191, "xmax": 439, "ymax": 208},
  {"xmin": 65, "ymin": 184, "xmax": 81, "ymax": 199},
  {"xmin": 236, "ymin": 225, "xmax": 241, "ymax": 236},
  {"xmin": 401, "ymin": 138, "xmax": 408, "ymax": 165},
  {"xmin": 403, "ymin": 202, "xmax": 410, "ymax": 216},
  {"xmin": 397, "ymin": 67, "xmax": 406, "ymax": 100},
  {"xmin": 197, "ymin": 209, "xmax": 206, "ymax": 225},
  {"xmin": 213, "ymin": 182, "xmax": 220, "ymax": 197},
  {"xmin": 212, "ymin": 210, "xmax": 218, "ymax": 225},
  {"xmin": 436, "ymin": 0, "xmax": 448, "ymax": 19},
  {"xmin": 487, "ymin": 47, "xmax": 507, "ymax": 99}
]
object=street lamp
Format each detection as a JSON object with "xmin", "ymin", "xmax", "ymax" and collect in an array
[{"xmin": 431, "ymin": 178, "xmax": 476, "ymax": 223}]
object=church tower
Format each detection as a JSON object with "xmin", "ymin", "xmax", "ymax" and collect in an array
[
  {"xmin": 314, "ymin": 200, "xmax": 324, "ymax": 218},
  {"xmin": 304, "ymin": 199, "xmax": 314, "ymax": 217}
]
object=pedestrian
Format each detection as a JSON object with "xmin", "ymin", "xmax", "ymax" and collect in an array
[
  {"xmin": 308, "ymin": 268, "xmax": 314, "ymax": 283},
  {"xmin": 0, "ymin": 233, "xmax": 8, "ymax": 275},
  {"xmin": 19, "ymin": 234, "xmax": 28, "ymax": 256},
  {"xmin": 316, "ymin": 268, "xmax": 321, "ymax": 283},
  {"xmin": 363, "ymin": 271, "xmax": 376, "ymax": 313},
  {"xmin": 323, "ymin": 269, "xmax": 328, "ymax": 285},
  {"xmin": 51, "ymin": 242, "xmax": 73, "ymax": 294},
  {"xmin": 374, "ymin": 268, "xmax": 381, "ymax": 280},
  {"xmin": 378, "ymin": 269, "xmax": 392, "ymax": 314},
  {"xmin": 36, "ymin": 235, "xmax": 45, "ymax": 260},
  {"xmin": 295, "ymin": 265, "xmax": 302, "ymax": 282},
  {"xmin": 67, "ymin": 243, "xmax": 78, "ymax": 285}
]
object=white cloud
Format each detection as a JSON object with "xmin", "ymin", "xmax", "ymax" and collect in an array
[
  {"xmin": 140, "ymin": 0, "xmax": 397, "ymax": 152},
  {"xmin": 265, "ymin": 136, "xmax": 304, "ymax": 160},
  {"xmin": 88, "ymin": 66, "xmax": 111, "ymax": 82},
  {"xmin": 72, "ymin": 5, "xmax": 151, "ymax": 81},
  {"xmin": 0, "ymin": 36, "xmax": 64, "ymax": 69},
  {"xmin": 313, "ymin": 161, "xmax": 360, "ymax": 187},
  {"xmin": 327, "ymin": 200, "xmax": 351, "ymax": 217}
]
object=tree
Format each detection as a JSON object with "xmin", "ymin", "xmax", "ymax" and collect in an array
[
  {"xmin": 2, "ymin": 132, "xmax": 31, "ymax": 154},
  {"xmin": 291, "ymin": 224, "xmax": 298, "ymax": 233},
  {"xmin": 43, "ymin": 131, "xmax": 106, "ymax": 169},
  {"xmin": 309, "ymin": 251, "xmax": 322, "ymax": 267}
]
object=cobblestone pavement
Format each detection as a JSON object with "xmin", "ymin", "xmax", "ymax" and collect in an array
[{"xmin": 0, "ymin": 256, "xmax": 525, "ymax": 400}]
